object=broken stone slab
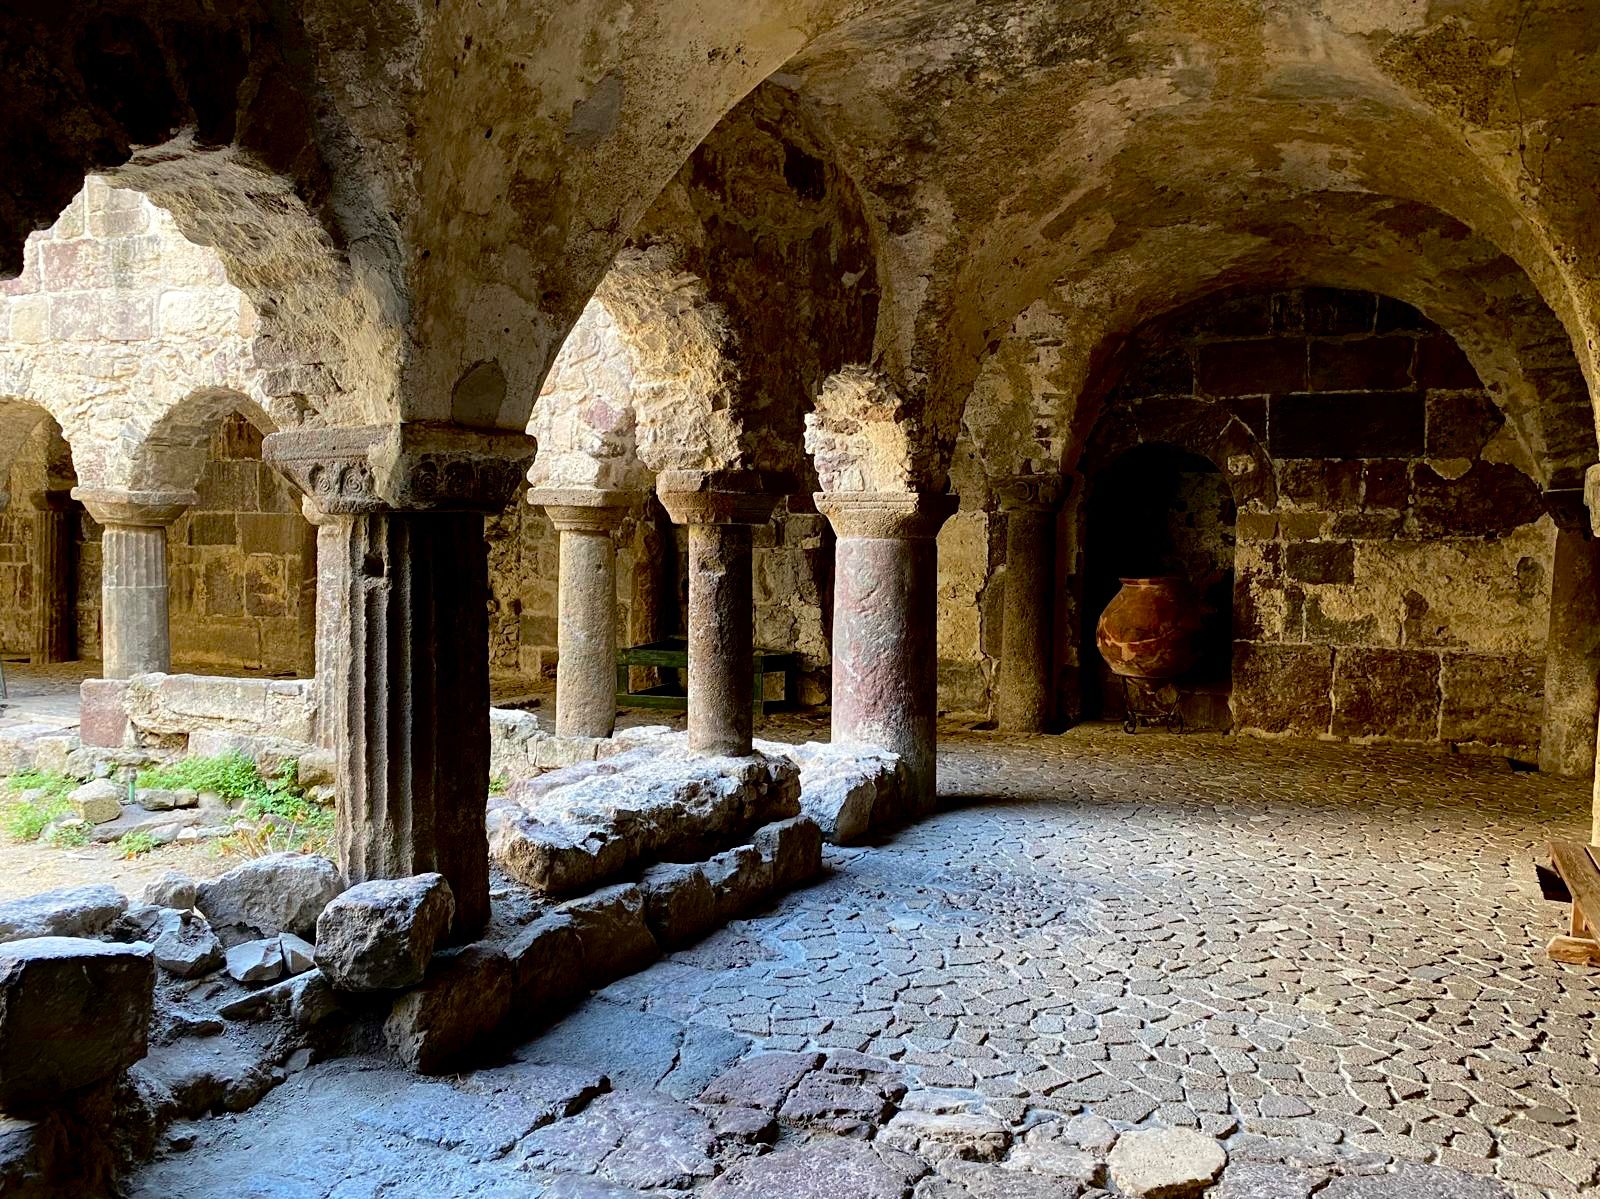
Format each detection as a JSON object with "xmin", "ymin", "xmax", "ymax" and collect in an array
[
  {"xmin": 89, "ymin": 806, "xmax": 204, "ymax": 846},
  {"xmin": 754, "ymin": 814, "xmax": 823, "ymax": 890},
  {"xmin": 504, "ymin": 911, "xmax": 586, "ymax": 1019},
  {"xmin": 879, "ymin": 1110, "xmax": 1012, "ymax": 1163},
  {"xmin": 135, "ymin": 1035, "xmax": 280, "ymax": 1118},
  {"xmin": 1002, "ymin": 1139, "xmax": 1099, "ymax": 1182},
  {"xmin": 518, "ymin": 1088, "xmax": 720, "ymax": 1191},
  {"xmin": 490, "ymin": 737, "xmax": 800, "ymax": 895},
  {"xmin": 0, "ymin": 884, "xmax": 127, "ymax": 944},
  {"xmin": 315, "ymin": 873, "xmax": 455, "ymax": 992},
  {"xmin": 1318, "ymin": 1165, "xmax": 1511, "ymax": 1199},
  {"xmin": 69, "ymin": 777, "xmax": 123, "ymax": 824},
  {"xmin": 701, "ymin": 1051, "xmax": 825, "ymax": 1113},
  {"xmin": 1108, "ymin": 1127, "xmax": 1227, "ymax": 1198},
  {"xmin": 278, "ymin": 933, "xmax": 316, "ymax": 975},
  {"xmin": 225, "ymin": 938, "xmax": 286, "ymax": 985},
  {"xmin": 385, "ymin": 944, "xmax": 512, "ymax": 1074},
  {"xmin": 195, "ymin": 852, "xmax": 344, "ymax": 946},
  {"xmin": 777, "ymin": 1059, "xmax": 907, "ymax": 1136},
  {"xmin": 122, "ymin": 673, "xmax": 316, "ymax": 744},
  {"xmin": 705, "ymin": 1139, "xmax": 928, "ymax": 1199},
  {"xmin": 755, "ymin": 739, "xmax": 908, "ymax": 844},
  {"xmin": 142, "ymin": 872, "xmax": 196, "ymax": 911},
  {"xmin": 216, "ymin": 969, "xmax": 342, "ymax": 1030},
  {"xmin": 639, "ymin": 861, "xmax": 719, "ymax": 948},
  {"xmin": 150, "ymin": 909, "xmax": 225, "ymax": 979},
  {"xmin": 0, "ymin": 937, "xmax": 154, "ymax": 1113}
]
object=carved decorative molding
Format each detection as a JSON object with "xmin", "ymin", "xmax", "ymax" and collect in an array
[
  {"xmin": 813, "ymin": 491, "xmax": 959, "ymax": 541},
  {"xmin": 993, "ymin": 474, "xmax": 1068, "ymax": 513},
  {"xmin": 656, "ymin": 469, "xmax": 779, "ymax": 527},
  {"xmin": 264, "ymin": 423, "xmax": 536, "ymax": 516},
  {"xmin": 72, "ymin": 487, "xmax": 197, "ymax": 527}
]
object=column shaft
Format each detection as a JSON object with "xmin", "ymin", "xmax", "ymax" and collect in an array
[
  {"xmin": 101, "ymin": 523, "xmax": 171, "ymax": 679},
  {"xmin": 313, "ymin": 518, "xmax": 349, "ymax": 750},
  {"xmin": 1543, "ymin": 525, "xmax": 1600, "ymax": 779},
  {"xmin": 997, "ymin": 504, "xmax": 1055, "ymax": 733},
  {"xmin": 555, "ymin": 525, "xmax": 619, "ymax": 738},
  {"xmin": 331, "ymin": 511, "xmax": 492, "ymax": 938},
  {"xmin": 31, "ymin": 502, "xmax": 74, "ymax": 664},
  {"xmin": 686, "ymin": 522, "xmax": 754, "ymax": 756}
]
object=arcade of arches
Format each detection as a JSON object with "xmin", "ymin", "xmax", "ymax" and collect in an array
[{"xmin": 3, "ymin": 3, "xmax": 1600, "ymax": 1196}]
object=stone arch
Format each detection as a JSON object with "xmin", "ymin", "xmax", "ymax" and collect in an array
[
  {"xmin": 128, "ymin": 386, "xmax": 278, "ymax": 496},
  {"xmin": 0, "ymin": 397, "xmax": 78, "ymax": 510}
]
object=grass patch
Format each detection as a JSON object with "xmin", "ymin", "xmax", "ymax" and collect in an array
[
  {"xmin": 489, "ymin": 772, "xmax": 510, "ymax": 796},
  {"xmin": 0, "ymin": 770, "xmax": 77, "ymax": 842},
  {"xmin": 118, "ymin": 830, "xmax": 157, "ymax": 858},
  {"xmin": 43, "ymin": 821, "xmax": 91, "ymax": 848},
  {"xmin": 136, "ymin": 751, "xmax": 287, "ymax": 802},
  {"xmin": 140, "ymin": 752, "xmax": 336, "ymax": 859}
]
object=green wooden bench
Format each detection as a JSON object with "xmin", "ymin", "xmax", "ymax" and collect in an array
[{"xmin": 616, "ymin": 636, "xmax": 798, "ymax": 715}]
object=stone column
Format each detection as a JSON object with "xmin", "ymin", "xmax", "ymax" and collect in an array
[
  {"xmin": 265, "ymin": 424, "xmax": 535, "ymax": 939},
  {"xmin": 30, "ymin": 492, "xmax": 76, "ymax": 664},
  {"xmin": 995, "ymin": 476, "xmax": 1065, "ymax": 734},
  {"xmin": 529, "ymin": 488, "xmax": 633, "ymax": 739},
  {"xmin": 302, "ymin": 500, "xmax": 348, "ymax": 750},
  {"xmin": 72, "ymin": 488, "xmax": 193, "ymax": 679},
  {"xmin": 657, "ymin": 471, "xmax": 775, "ymax": 757},
  {"xmin": 815, "ymin": 492, "xmax": 957, "ymax": 810},
  {"xmin": 295, "ymin": 511, "xmax": 319, "ymax": 679}
]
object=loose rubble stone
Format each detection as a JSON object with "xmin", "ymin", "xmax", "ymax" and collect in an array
[
  {"xmin": 754, "ymin": 814, "xmax": 823, "ymax": 889},
  {"xmin": 0, "ymin": 937, "xmax": 154, "ymax": 1112},
  {"xmin": 560, "ymin": 883, "xmax": 660, "ymax": 985},
  {"xmin": 1109, "ymin": 1127, "xmax": 1227, "ymax": 1198},
  {"xmin": 706, "ymin": 1139, "xmax": 928, "ymax": 1199},
  {"xmin": 505, "ymin": 911, "xmax": 586, "ymax": 1017},
  {"xmin": 880, "ymin": 1110, "xmax": 1012, "ymax": 1162},
  {"xmin": 151, "ymin": 910, "xmax": 225, "ymax": 979},
  {"xmin": 224, "ymin": 938, "xmax": 286, "ymax": 984},
  {"xmin": 639, "ymin": 861, "xmax": 718, "ymax": 948},
  {"xmin": 138, "ymin": 788, "xmax": 197, "ymax": 811},
  {"xmin": 0, "ymin": 884, "xmax": 127, "ymax": 944},
  {"xmin": 315, "ymin": 874, "xmax": 454, "ymax": 992},
  {"xmin": 195, "ymin": 853, "xmax": 344, "ymax": 947},
  {"xmin": 69, "ymin": 778, "xmax": 123, "ymax": 824},
  {"xmin": 278, "ymin": 933, "xmax": 316, "ymax": 976},
  {"xmin": 142, "ymin": 872, "xmax": 197, "ymax": 911},
  {"xmin": 490, "ymin": 740, "xmax": 800, "ymax": 894},
  {"xmin": 385, "ymin": 945, "xmax": 512, "ymax": 1074}
]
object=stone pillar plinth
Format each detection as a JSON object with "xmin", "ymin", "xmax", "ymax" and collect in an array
[
  {"xmin": 266, "ymin": 424, "xmax": 535, "ymax": 939},
  {"xmin": 995, "ymin": 476, "xmax": 1065, "ymax": 734},
  {"xmin": 30, "ymin": 492, "xmax": 75, "ymax": 664},
  {"xmin": 657, "ymin": 471, "xmax": 776, "ymax": 758},
  {"xmin": 815, "ymin": 491, "xmax": 958, "ymax": 810},
  {"xmin": 530, "ymin": 488, "xmax": 635, "ymax": 739},
  {"xmin": 73, "ymin": 488, "xmax": 193, "ymax": 679}
]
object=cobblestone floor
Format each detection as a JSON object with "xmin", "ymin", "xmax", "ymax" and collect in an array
[{"xmin": 129, "ymin": 728, "xmax": 1600, "ymax": 1197}]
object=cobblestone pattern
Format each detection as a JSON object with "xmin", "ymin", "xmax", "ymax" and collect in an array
[{"xmin": 126, "ymin": 730, "xmax": 1599, "ymax": 1197}]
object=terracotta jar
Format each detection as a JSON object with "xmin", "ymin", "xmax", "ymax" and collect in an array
[{"xmin": 1095, "ymin": 576, "xmax": 1202, "ymax": 680}]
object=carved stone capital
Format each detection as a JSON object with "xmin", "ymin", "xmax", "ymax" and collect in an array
[
  {"xmin": 530, "ymin": 487, "xmax": 638, "ymax": 534},
  {"xmin": 263, "ymin": 423, "xmax": 536, "ymax": 516},
  {"xmin": 993, "ymin": 474, "xmax": 1067, "ymax": 513},
  {"xmin": 814, "ymin": 491, "xmax": 959, "ymax": 540},
  {"xmin": 656, "ymin": 469, "xmax": 778, "ymax": 527},
  {"xmin": 72, "ymin": 487, "xmax": 196, "ymax": 527}
]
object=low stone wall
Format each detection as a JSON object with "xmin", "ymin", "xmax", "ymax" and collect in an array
[{"xmin": 80, "ymin": 673, "xmax": 316, "ymax": 750}]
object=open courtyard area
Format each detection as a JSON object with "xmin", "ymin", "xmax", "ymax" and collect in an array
[{"xmin": 122, "ymin": 728, "xmax": 1599, "ymax": 1199}]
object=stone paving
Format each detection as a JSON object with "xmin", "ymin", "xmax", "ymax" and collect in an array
[{"xmin": 126, "ymin": 727, "xmax": 1600, "ymax": 1197}]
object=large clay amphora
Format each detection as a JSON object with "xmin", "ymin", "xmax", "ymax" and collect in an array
[{"xmin": 1095, "ymin": 576, "xmax": 1201, "ymax": 680}]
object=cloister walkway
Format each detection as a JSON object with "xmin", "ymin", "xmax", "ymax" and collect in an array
[{"xmin": 124, "ymin": 729, "xmax": 1598, "ymax": 1198}]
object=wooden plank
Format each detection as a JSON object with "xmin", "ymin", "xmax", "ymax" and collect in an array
[
  {"xmin": 1549, "ymin": 841, "xmax": 1600, "ymax": 929},
  {"xmin": 1548, "ymin": 934, "xmax": 1600, "ymax": 966}
]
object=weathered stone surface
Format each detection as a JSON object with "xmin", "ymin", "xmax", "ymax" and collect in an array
[
  {"xmin": 879, "ymin": 1110, "xmax": 1011, "ymax": 1162},
  {"xmin": 504, "ymin": 911, "xmax": 587, "ymax": 1018},
  {"xmin": 927, "ymin": 1161, "xmax": 1085, "ymax": 1198},
  {"xmin": 766, "ymin": 741, "xmax": 907, "ymax": 844},
  {"xmin": 315, "ymin": 874, "xmax": 454, "ymax": 993},
  {"xmin": 142, "ymin": 872, "xmax": 196, "ymax": 911},
  {"xmin": 69, "ymin": 777, "xmax": 123, "ymax": 824},
  {"xmin": 224, "ymin": 937, "xmax": 285, "ymax": 984},
  {"xmin": 1108, "ymin": 1128, "xmax": 1226, "ymax": 1199},
  {"xmin": 1330, "ymin": 648, "xmax": 1440, "ymax": 741},
  {"xmin": 706, "ymin": 1139, "xmax": 928, "ymax": 1199},
  {"xmin": 520, "ymin": 1088, "xmax": 720, "ymax": 1191},
  {"xmin": 558, "ymin": 883, "xmax": 660, "ymax": 986},
  {"xmin": 138, "ymin": 788, "xmax": 197, "ymax": 811},
  {"xmin": 490, "ymin": 738, "xmax": 799, "ymax": 895},
  {"xmin": 0, "ymin": 885, "xmax": 127, "ymax": 944},
  {"xmin": 385, "ymin": 945, "xmax": 512, "ymax": 1074},
  {"xmin": 1230, "ymin": 643, "xmax": 1333, "ymax": 737},
  {"xmin": 1320, "ymin": 1165, "xmax": 1510, "ymax": 1199},
  {"xmin": 195, "ymin": 852, "xmax": 344, "ymax": 946},
  {"xmin": 1215, "ymin": 1162, "xmax": 1324, "ymax": 1199},
  {"xmin": 122, "ymin": 673, "xmax": 316, "ymax": 744},
  {"xmin": 776, "ymin": 1053, "xmax": 907, "ymax": 1135},
  {"xmin": 639, "ymin": 861, "xmax": 718, "ymax": 948},
  {"xmin": 151, "ymin": 910, "xmax": 224, "ymax": 979},
  {"xmin": 0, "ymin": 937, "xmax": 154, "ymax": 1112},
  {"xmin": 701, "ymin": 1051, "xmax": 824, "ymax": 1113},
  {"xmin": 278, "ymin": 933, "xmax": 316, "ymax": 976},
  {"xmin": 753, "ymin": 814, "xmax": 822, "ymax": 890},
  {"xmin": 137, "ymin": 1035, "xmax": 278, "ymax": 1117}
]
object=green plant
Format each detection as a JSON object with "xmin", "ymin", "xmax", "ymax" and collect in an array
[
  {"xmin": 118, "ymin": 830, "xmax": 157, "ymax": 858},
  {"xmin": 44, "ymin": 821, "xmax": 91, "ymax": 848},
  {"xmin": 140, "ymin": 751, "xmax": 333, "ymax": 859},
  {"xmin": 136, "ymin": 751, "xmax": 270, "ymax": 801},
  {"xmin": 2, "ymin": 793, "xmax": 69, "ymax": 842},
  {"xmin": 4, "ymin": 770, "xmax": 75, "ymax": 799},
  {"xmin": 488, "ymin": 772, "xmax": 510, "ymax": 796}
]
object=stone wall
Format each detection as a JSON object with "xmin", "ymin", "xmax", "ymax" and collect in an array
[
  {"xmin": 1069, "ymin": 287, "xmax": 1557, "ymax": 755},
  {"xmin": 167, "ymin": 415, "xmax": 312, "ymax": 676}
]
